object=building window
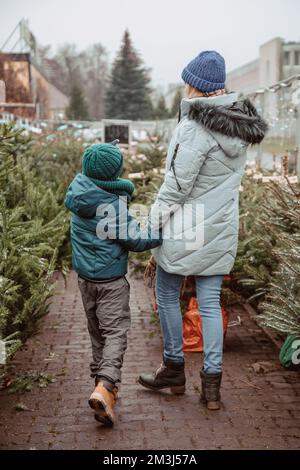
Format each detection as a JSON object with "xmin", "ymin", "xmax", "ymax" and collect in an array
[
  {"xmin": 295, "ymin": 51, "xmax": 300, "ymax": 66},
  {"xmin": 284, "ymin": 51, "xmax": 290, "ymax": 66}
]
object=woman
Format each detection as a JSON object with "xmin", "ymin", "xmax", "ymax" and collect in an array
[{"xmin": 138, "ymin": 51, "xmax": 267, "ymax": 410}]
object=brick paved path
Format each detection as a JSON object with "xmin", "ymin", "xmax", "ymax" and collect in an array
[{"xmin": 0, "ymin": 271, "xmax": 300, "ymax": 450}]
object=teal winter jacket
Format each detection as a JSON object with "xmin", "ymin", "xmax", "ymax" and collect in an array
[{"xmin": 65, "ymin": 173, "xmax": 161, "ymax": 280}]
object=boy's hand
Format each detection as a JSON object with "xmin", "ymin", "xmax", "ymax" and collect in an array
[{"xmin": 143, "ymin": 256, "xmax": 157, "ymax": 288}]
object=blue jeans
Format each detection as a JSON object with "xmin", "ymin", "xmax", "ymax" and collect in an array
[{"xmin": 156, "ymin": 265, "xmax": 224, "ymax": 374}]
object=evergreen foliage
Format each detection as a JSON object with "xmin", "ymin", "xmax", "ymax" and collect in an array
[
  {"xmin": 231, "ymin": 178, "xmax": 275, "ymax": 303},
  {"xmin": 154, "ymin": 95, "xmax": 170, "ymax": 120},
  {"xmin": 66, "ymin": 84, "xmax": 90, "ymax": 121},
  {"xmin": 105, "ymin": 30, "xmax": 153, "ymax": 120},
  {"xmin": 259, "ymin": 181, "xmax": 300, "ymax": 335},
  {"xmin": 227, "ymin": 176, "xmax": 300, "ymax": 335},
  {"xmin": 0, "ymin": 124, "xmax": 69, "ymax": 361}
]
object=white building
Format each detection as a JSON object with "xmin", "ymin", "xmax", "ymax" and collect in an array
[{"xmin": 227, "ymin": 37, "xmax": 300, "ymax": 93}]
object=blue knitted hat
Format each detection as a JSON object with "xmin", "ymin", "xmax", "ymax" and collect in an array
[
  {"xmin": 182, "ymin": 51, "xmax": 226, "ymax": 93},
  {"xmin": 82, "ymin": 144, "xmax": 123, "ymax": 181}
]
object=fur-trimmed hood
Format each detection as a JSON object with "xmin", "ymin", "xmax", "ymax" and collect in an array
[{"xmin": 188, "ymin": 97, "xmax": 268, "ymax": 145}]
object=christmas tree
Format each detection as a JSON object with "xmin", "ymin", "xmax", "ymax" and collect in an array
[
  {"xmin": 105, "ymin": 30, "xmax": 153, "ymax": 120},
  {"xmin": 259, "ymin": 181, "xmax": 300, "ymax": 335},
  {"xmin": 0, "ymin": 124, "xmax": 68, "ymax": 361}
]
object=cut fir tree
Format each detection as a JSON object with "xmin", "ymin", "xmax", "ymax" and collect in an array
[
  {"xmin": 259, "ymin": 181, "xmax": 300, "ymax": 336},
  {"xmin": 0, "ymin": 124, "xmax": 68, "ymax": 362}
]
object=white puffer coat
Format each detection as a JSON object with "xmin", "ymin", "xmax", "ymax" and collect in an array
[{"xmin": 151, "ymin": 93, "xmax": 267, "ymax": 276}]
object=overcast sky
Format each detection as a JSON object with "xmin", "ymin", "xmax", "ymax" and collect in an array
[{"xmin": 0, "ymin": 0, "xmax": 299, "ymax": 87}]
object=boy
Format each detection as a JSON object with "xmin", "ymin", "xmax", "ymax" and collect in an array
[{"xmin": 65, "ymin": 143, "xmax": 161, "ymax": 426}]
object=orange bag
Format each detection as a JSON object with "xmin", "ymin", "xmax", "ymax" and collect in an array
[{"xmin": 183, "ymin": 297, "xmax": 229, "ymax": 352}]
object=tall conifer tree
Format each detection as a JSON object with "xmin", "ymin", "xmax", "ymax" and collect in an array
[{"xmin": 105, "ymin": 30, "xmax": 153, "ymax": 120}]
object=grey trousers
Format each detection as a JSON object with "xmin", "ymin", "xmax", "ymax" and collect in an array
[{"xmin": 78, "ymin": 276, "xmax": 131, "ymax": 384}]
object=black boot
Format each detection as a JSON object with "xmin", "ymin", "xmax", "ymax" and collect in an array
[
  {"xmin": 200, "ymin": 369, "xmax": 222, "ymax": 410},
  {"xmin": 138, "ymin": 359, "xmax": 186, "ymax": 395}
]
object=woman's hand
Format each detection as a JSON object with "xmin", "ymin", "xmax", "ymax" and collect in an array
[{"xmin": 143, "ymin": 256, "xmax": 157, "ymax": 288}]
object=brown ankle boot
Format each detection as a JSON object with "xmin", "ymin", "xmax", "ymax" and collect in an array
[
  {"xmin": 88, "ymin": 381, "xmax": 118, "ymax": 426},
  {"xmin": 200, "ymin": 369, "xmax": 222, "ymax": 410}
]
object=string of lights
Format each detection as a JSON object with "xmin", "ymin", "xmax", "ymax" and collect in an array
[
  {"xmin": 248, "ymin": 73, "xmax": 300, "ymax": 99},
  {"xmin": 247, "ymin": 73, "xmax": 300, "ymax": 179}
]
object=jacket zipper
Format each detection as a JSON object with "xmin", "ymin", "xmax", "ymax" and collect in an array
[{"xmin": 170, "ymin": 143, "xmax": 182, "ymax": 191}]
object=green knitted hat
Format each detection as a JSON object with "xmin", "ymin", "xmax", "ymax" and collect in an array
[{"xmin": 82, "ymin": 144, "xmax": 123, "ymax": 181}]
